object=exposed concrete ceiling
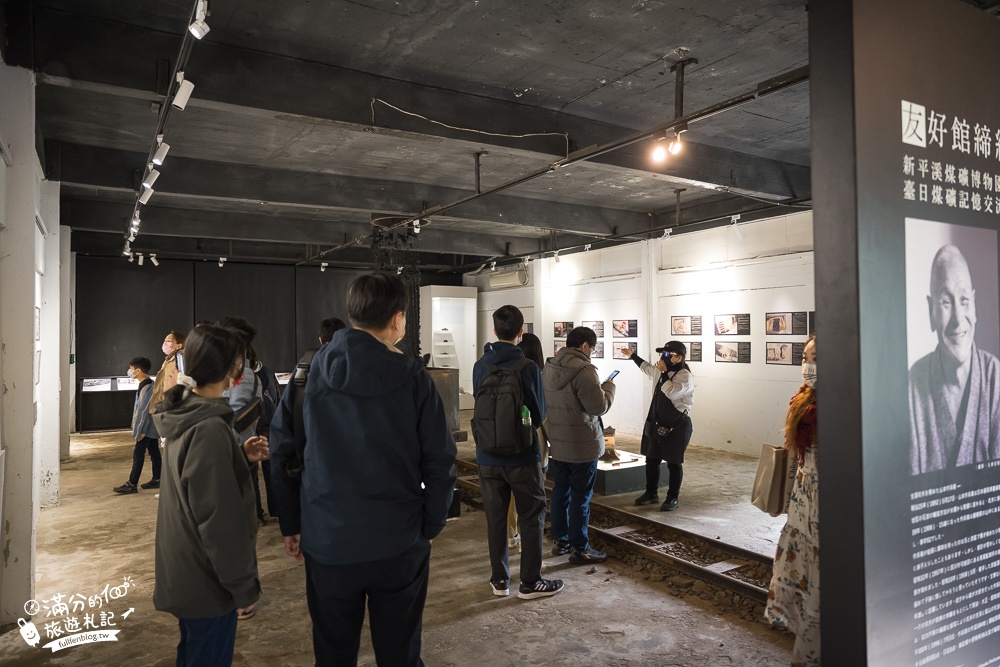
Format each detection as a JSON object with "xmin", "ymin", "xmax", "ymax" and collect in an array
[{"xmin": 10, "ymin": 0, "xmax": 987, "ymax": 269}]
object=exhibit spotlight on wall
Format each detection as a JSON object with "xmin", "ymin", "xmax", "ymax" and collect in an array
[
  {"xmin": 490, "ymin": 261, "xmax": 497, "ymax": 271},
  {"xmin": 662, "ymin": 228, "xmax": 672, "ymax": 239},
  {"xmin": 320, "ymin": 262, "xmax": 328, "ymax": 272},
  {"xmin": 149, "ymin": 254, "xmax": 159, "ymax": 267},
  {"xmin": 553, "ymin": 250, "xmax": 561, "ymax": 263},
  {"xmin": 667, "ymin": 132, "xmax": 683, "ymax": 155},
  {"xmin": 173, "ymin": 73, "xmax": 195, "ymax": 111},
  {"xmin": 651, "ymin": 129, "xmax": 685, "ymax": 162},
  {"xmin": 127, "ymin": 252, "xmax": 134, "ymax": 263},
  {"xmin": 139, "ymin": 187, "xmax": 154, "ymax": 204},
  {"xmin": 137, "ymin": 253, "xmax": 144, "ymax": 266},
  {"xmin": 142, "ymin": 169, "xmax": 160, "ymax": 189},
  {"xmin": 189, "ymin": 0, "xmax": 210, "ymax": 39},
  {"xmin": 730, "ymin": 214, "xmax": 743, "ymax": 240},
  {"xmin": 413, "ymin": 219, "xmax": 421, "ymax": 234},
  {"xmin": 218, "ymin": 257, "xmax": 227, "ymax": 268},
  {"xmin": 152, "ymin": 137, "xmax": 170, "ymax": 166}
]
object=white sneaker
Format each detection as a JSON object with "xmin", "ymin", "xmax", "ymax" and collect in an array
[
  {"xmin": 154, "ymin": 493, "xmax": 159, "ymax": 500},
  {"xmin": 508, "ymin": 533, "xmax": 521, "ymax": 552}
]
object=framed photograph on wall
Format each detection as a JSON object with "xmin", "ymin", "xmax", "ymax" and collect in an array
[
  {"xmin": 688, "ymin": 342, "xmax": 703, "ymax": 362},
  {"xmin": 554, "ymin": 340, "xmax": 566, "ymax": 355},
  {"xmin": 671, "ymin": 315, "xmax": 702, "ymax": 336},
  {"xmin": 612, "ymin": 319, "xmax": 638, "ymax": 338},
  {"xmin": 581, "ymin": 320, "xmax": 604, "ymax": 337},
  {"xmin": 591, "ymin": 341, "xmax": 605, "ymax": 359},
  {"xmin": 766, "ymin": 342, "xmax": 805, "ymax": 365},
  {"xmin": 613, "ymin": 342, "xmax": 637, "ymax": 359},
  {"xmin": 715, "ymin": 341, "xmax": 751, "ymax": 363},
  {"xmin": 553, "ymin": 321, "xmax": 573, "ymax": 338},
  {"xmin": 765, "ymin": 311, "xmax": 809, "ymax": 335},
  {"xmin": 714, "ymin": 314, "xmax": 751, "ymax": 336}
]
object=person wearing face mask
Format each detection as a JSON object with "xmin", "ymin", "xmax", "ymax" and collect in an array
[
  {"xmin": 765, "ymin": 335, "xmax": 819, "ymax": 667},
  {"xmin": 621, "ymin": 340, "xmax": 695, "ymax": 512},
  {"xmin": 268, "ymin": 272, "xmax": 457, "ymax": 666},
  {"xmin": 149, "ymin": 330, "xmax": 187, "ymax": 414},
  {"xmin": 909, "ymin": 244, "xmax": 1000, "ymax": 474},
  {"xmin": 113, "ymin": 357, "xmax": 161, "ymax": 494}
]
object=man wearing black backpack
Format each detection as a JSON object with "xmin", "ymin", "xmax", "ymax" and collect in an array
[{"xmin": 472, "ymin": 305, "xmax": 563, "ymax": 601}]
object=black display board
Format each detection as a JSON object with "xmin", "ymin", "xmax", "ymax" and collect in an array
[
  {"xmin": 813, "ymin": 1, "xmax": 1000, "ymax": 663},
  {"xmin": 75, "ymin": 256, "xmax": 194, "ymax": 378},
  {"xmin": 194, "ymin": 262, "xmax": 297, "ymax": 372},
  {"xmin": 294, "ymin": 266, "xmax": 365, "ymax": 360},
  {"xmin": 688, "ymin": 341, "xmax": 702, "ymax": 362}
]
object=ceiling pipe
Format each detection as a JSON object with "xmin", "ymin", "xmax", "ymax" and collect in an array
[{"xmin": 298, "ymin": 65, "xmax": 810, "ymax": 267}]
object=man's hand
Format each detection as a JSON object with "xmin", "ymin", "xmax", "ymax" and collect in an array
[
  {"xmin": 654, "ymin": 359, "xmax": 667, "ymax": 373},
  {"xmin": 618, "ymin": 347, "xmax": 634, "ymax": 358},
  {"xmin": 284, "ymin": 534, "xmax": 304, "ymax": 561},
  {"xmin": 237, "ymin": 599, "xmax": 259, "ymax": 617},
  {"xmin": 243, "ymin": 435, "xmax": 270, "ymax": 463}
]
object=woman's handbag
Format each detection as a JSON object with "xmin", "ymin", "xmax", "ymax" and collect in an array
[{"xmin": 750, "ymin": 443, "xmax": 798, "ymax": 514}]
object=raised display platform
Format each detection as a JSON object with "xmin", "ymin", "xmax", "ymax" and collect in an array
[{"xmin": 547, "ymin": 450, "xmax": 668, "ymax": 496}]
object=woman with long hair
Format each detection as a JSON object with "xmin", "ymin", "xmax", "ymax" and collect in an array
[
  {"xmin": 151, "ymin": 325, "xmax": 269, "ymax": 666},
  {"xmin": 765, "ymin": 335, "xmax": 819, "ymax": 666}
]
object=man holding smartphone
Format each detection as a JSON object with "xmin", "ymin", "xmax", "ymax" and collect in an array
[
  {"xmin": 619, "ymin": 341, "xmax": 694, "ymax": 511},
  {"xmin": 543, "ymin": 326, "xmax": 616, "ymax": 564}
]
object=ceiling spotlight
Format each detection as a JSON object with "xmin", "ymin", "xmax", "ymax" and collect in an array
[
  {"xmin": 127, "ymin": 252, "xmax": 134, "ymax": 263},
  {"xmin": 123, "ymin": 243, "xmax": 131, "ymax": 256},
  {"xmin": 731, "ymin": 214, "xmax": 743, "ymax": 240},
  {"xmin": 149, "ymin": 254, "xmax": 159, "ymax": 267},
  {"xmin": 142, "ymin": 169, "xmax": 160, "ymax": 189},
  {"xmin": 139, "ymin": 187, "xmax": 154, "ymax": 204},
  {"xmin": 189, "ymin": 1, "xmax": 210, "ymax": 39},
  {"xmin": 320, "ymin": 262, "xmax": 328, "ymax": 272},
  {"xmin": 553, "ymin": 250, "xmax": 561, "ymax": 263},
  {"xmin": 668, "ymin": 133, "xmax": 683, "ymax": 155},
  {"xmin": 127, "ymin": 232, "xmax": 136, "ymax": 242},
  {"xmin": 218, "ymin": 257, "xmax": 227, "ymax": 268},
  {"xmin": 173, "ymin": 73, "xmax": 194, "ymax": 110},
  {"xmin": 584, "ymin": 243, "xmax": 592, "ymax": 252},
  {"xmin": 490, "ymin": 261, "xmax": 497, "ymax": 271},
  {"xmin": 662, "ymin": 228, "xmax": 672, "ymax": 239},
  {"xmin": 651, "ymin": 143, "xmax": 667, "ymax": 163},
  {"xmin": 397, "ymin": 266, "xmax": 404, "ymax": 275},
  {"xmin": 152, "ymin": 141, "xmax": 170, "ymax": 166},
  {"xmin": 412, "ymin": 219, "xmax": 421, "ymax": 234},
  {"xmin": 137, "ymin": 253, "xmax": 144, "ymax": 266}
]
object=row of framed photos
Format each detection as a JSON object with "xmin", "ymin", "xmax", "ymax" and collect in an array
[
  {"xmin": 669, "ymin": 311, "xmax": 816, "ymax": 337},
  {"xmin": 552, "ymin": 320, "xmax": 638, "ymax": 339},
  {"xmin": 548, "ymin": 339, "xmax": 804, "ymax": 365}
]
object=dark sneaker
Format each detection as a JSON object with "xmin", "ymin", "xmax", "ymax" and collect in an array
[
  {"xmin": 551, "ymin": 542, "xmax": 572, "ymax": 556},
  {"xmin": 490, "ymin": 579, "xmax": 510, "ymax": 597},
  {"xmin": 569, "ymin": 547, "xmax": 608, "ymax": 564},
  {"xmin": 518, "ymin": 578, "xmax": 564, "ymax": 600},
  {"xmin": 139, "ymin": 478, "xmax": 160, "ymax": 490},
  {"xmin": 113, "ymin": 481, "xmax": 137, "ymax": 495},
  {"xmin": 634, "ymin": 492, "xmax": 659, "ymax": 506},
  {"xmin": 660, "ymin": 497, "xmax": 679, "ymax": 511}
]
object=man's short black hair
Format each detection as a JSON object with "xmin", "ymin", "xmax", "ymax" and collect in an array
[
  {"xmin": 492, "ymin": 305, "xmax": 524, "ymax": 342},
  {"xmin": 216, "ymin": 316, "xmax": 257, "ymax": 345},
  {"xmin": 129, "ymin": 356, "xmax": 152, "ymax": 374},
  {"xmin": 348, "ymin": 273, "xmax": 408, "ymax": 329},
  {"xmin": 566, "ymin": 326, "xmax": 597, "ymax": 349},
  {"xmin": 319, "ymin": 317, "xmax": 347, "ymax": 344}
]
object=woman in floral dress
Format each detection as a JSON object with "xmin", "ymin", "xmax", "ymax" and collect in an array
[{"xmin": 765, "ymin": 336, "xmax": 819, "ymax": 666}]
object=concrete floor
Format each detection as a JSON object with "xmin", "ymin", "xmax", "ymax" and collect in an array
[{"xmin": 0, "ymin": 429, "xmax": 792, "ymax": 666}]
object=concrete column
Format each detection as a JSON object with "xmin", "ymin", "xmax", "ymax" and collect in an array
[
  {"xmin": 38, "ymin": 181, "xmax": 60, "ymax": 507},
  {"xmin": 59, "ymin": 227, "xmax": 71, "ymax": 459},
  {"xmin": 0, "ymin": 62, "xmax": 39, "ymax": 625}
]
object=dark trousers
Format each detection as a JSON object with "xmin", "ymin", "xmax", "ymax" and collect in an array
[
  {"xmin": 251, "ymin": 461, "xmax": 277, "ymax": 520},
  {"xmin": 305, "ymin": 540, "xmax": 431, "ymax": 667},
  {"xmin": 478, "ymin": 464, "xmax": 546, "ymax": 584},
  {"xmin": 549, "ymin": 459, "xmax": 598, "ymax": 551},
  {"xmin": 128, "ymin": 436, "xmax": 161, "ymax": 485},
  {"xmin": 645, "ymin": 459, "xmax": 683, "ymax": 499},
  {"xmin": 176, "ymin": 611, "xmax": 237, "ymax": 667}
]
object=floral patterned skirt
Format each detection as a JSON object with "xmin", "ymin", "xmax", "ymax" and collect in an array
[{"xmin": 765, "ymin": 448, "xmax": 820, "ymax": 666}]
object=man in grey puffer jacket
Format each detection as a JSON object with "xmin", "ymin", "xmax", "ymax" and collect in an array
[{"xmin": 542, "ymin": 326, "xmax": 616, "ymax": 564}]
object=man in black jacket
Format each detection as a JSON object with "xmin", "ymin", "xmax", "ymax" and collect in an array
[{"xmin": 269, "ymin": 273, "xmax": 457, "ymax": 667}]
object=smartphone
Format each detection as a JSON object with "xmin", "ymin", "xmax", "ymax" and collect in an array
[{"xmin": 605, "ymin": 370, "xmax": 620, "ymax": 383}]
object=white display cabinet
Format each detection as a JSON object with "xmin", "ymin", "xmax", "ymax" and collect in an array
[{"xmin": 419, "ymin": 285, "xmax": 478, "ymax": 409}]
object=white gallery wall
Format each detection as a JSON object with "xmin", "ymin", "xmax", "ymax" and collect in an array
[{"xmin": 466, "ymin": 210, "xmax": 814, "ymax": 456}]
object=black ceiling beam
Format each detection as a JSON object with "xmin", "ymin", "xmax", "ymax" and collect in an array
[
  {"xmin": 70, "ymin": 230, "xmax": 465, "ymax": 270},
  {"xmin": 63, "ymin": 198, "xmax": 545, "ymax": 258},
  {"xmin": 29, "ymin": 6, "xmax": 810, "ymax": 200},
  {"xmin": 57, "ymin": 143, "xmax": 652, "ymax": 237}
]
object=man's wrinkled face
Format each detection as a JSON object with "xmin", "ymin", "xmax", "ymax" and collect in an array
[{"xmin": 929, "ymin": 258, "xmax": 977, "ymax": 365}]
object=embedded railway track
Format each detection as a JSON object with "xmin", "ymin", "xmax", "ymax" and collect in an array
[{"xmin": 454, "ymin": 458, "xmax": 775, "ymax": 604}]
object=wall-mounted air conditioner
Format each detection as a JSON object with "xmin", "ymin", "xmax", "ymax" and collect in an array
[{"xmin": 488, "ymin": 268, "xmax": 528, "ymax": 289}]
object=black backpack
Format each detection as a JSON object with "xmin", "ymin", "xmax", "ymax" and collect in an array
[
  {"xmin": 284, "ymin": 350, "xmax": 316, "ymax": 479},
  {"xmin": 254, "ymin": 364, "xmax": 280, "ymax": 435},
  {"xmin": 472, "ymin": 358, "xmax": 534, "ymax": 456}
]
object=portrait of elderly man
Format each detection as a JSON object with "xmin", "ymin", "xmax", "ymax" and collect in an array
[{"xmin": 910, "ymin": 243, "xmax": 1000, "ymax": 474}]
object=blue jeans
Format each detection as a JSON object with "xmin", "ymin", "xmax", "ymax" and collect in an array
[
  {"xmin": 549, "ymin": 459, "xmax": 598, "ymax": 551},
  {"xmin": 128, "ymin": 436, "xmax": 161, "ymax": 485},
  {"xmin": 176, "ymin": 611, "xmax": 238, "ymax": 667}
]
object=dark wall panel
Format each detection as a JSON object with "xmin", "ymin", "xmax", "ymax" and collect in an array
[
  {"xmin": 194, "ymin": 262, "xmax": 297, "ymax": 372},
  {"xmin": 76, "ymin": 256, "xmax": 194, "ymax": 377},
  {"xmin": 294, "ymin": 267, "xmax": 364, "ymax": 359}
]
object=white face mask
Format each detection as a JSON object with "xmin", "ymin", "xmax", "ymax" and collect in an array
[
  {"xmin": 127, "ymin": 368, "xmax": 136, "ymax": 379},
  {"xmin": 801, "ymin": 363, "xmax": 817, "ymax": 387}
]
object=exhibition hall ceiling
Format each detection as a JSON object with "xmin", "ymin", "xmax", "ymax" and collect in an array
[{"xmin": 5, "ymin": 0, "xmax": 999, "ymax": 269}]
